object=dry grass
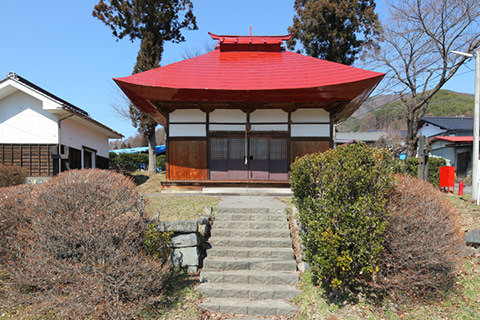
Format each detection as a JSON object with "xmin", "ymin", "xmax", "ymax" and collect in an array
[
  {"xmin": 144, "ymin": 195, "xmax": 220, "ymax": 221},
  {"xmin": 126, "ymin": 171, "xmax": 220, "ymax": 221},
  {"xmin": 447, "ymin": 193, "xmax": 480, "ymax": 231},
  {"xmin": 129, "ymin": 171, "xmax": 166, "ymax": 194}
]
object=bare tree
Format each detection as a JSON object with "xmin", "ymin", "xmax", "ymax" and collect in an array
[
  {"xmin": 182, "ymin": 41, "xmax": 216, "ymax": 60},
  {"xmin": 375, "ymin": 0, "xmax": 480, "ymax": 156}
]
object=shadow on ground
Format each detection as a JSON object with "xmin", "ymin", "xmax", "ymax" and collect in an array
[
  {"xmin": 129, "ymin": 174, "xmax": 150, "ymax": 186},
  {"xmin": 145, "ymin": 270, "xmax": 200, "ymax": 317}
]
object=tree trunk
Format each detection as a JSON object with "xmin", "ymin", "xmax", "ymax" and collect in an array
[
  {"xmin": 406, "ymin": 104, "xmax": 419, "ymax": 158},
  {"xmin": 147, "ymin": 132, "xmax": 156, "ymax": 173}
]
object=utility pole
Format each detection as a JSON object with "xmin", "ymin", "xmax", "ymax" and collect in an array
[{"xmin": 452, "ymin": 49, "xmax": 480, "ymax": 201}]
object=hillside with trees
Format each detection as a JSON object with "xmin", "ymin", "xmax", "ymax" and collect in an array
[{"xmin": 338, "ymin": 90, "xmax": 475, "ymax": 132}]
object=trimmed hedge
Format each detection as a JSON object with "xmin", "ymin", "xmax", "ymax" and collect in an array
[
  {"xmin": 393, "ymin": 157, "xmax": 446, "ymax": 187},
  {"xmin": 0, "ymin": 164, "xmax": 27, "ymax": 188},
  {"xmin": 109, "ymin": 152, "xmax": 166, "ymax": 172},
  {"xmin": 291, "ymin": 143, "xmax": 393, "ymax": 297}
]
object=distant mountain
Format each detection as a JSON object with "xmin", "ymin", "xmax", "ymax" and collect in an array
[{"xmin": 338, "ymin": 90, "xmax": 475, "ymax": 132}]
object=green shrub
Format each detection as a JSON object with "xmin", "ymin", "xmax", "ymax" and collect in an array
[
  {"xmin": 377, "ymin": 175, "xmax": 462, "ymax": 298},
  {"xmin": 144, "ymin": 222, "xmax": 172, "ymax": 261},
  {"xmin": 0, "ymin": 164, "xmax": 27, "ymax": 187},
  {"xmin": 156, "ymin": 154, "xmax": 166, "ymax": 171},
  {"xmin": 395, "ymin": 157, "xmax": 446, "ymax": 187},
  {"xmin": 110, "ymin": 152, "xmax": 166, "ymax": 172},
  {"xmin": 109, "ymin": 152, "xmax": 149, "ymax": 172},
  {"xmin": 291, "ymin": 143, "xmax": 393, "ymax": 297}
]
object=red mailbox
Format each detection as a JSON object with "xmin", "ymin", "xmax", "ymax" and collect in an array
[{"xmin": 439, "ymin": 166, "xmax": 455, "ymax": 193}]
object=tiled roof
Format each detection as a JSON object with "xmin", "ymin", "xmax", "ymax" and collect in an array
[{"xmin": 421, "ymin": 116, "xmax": 473, "ymax": 131}]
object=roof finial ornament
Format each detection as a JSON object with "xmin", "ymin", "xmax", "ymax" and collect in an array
[
  {"xmin": 249, "ymin": 26, "xmax": 252, "ymax": 37},
  {"xmin": 8, "ymin": 72, "xmax": 17, "ymax": 80}
]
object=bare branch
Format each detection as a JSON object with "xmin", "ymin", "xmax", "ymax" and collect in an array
[{"xmin": 368, "ymin": 0, "xmax": 480, "ymax": 156}]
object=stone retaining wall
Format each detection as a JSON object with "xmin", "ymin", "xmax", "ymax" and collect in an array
[{"xmin": 156, "ymin": 216, "xmax": 211, "ymax": 273}]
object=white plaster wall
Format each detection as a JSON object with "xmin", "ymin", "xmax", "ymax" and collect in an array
[
  {"xmin": 169, "ymin": 124, "xmax": 206, "ymax": 137},
  {"xmin": 291, "ymin": 124, "xmax": 330, "ymax": 137},
  {"xmin": 209, "ymin": 109, "xmax": 246, "ymax": 123},
  {"xmin": 291, "ymin": 108, "xmax": 330, "ymax": 123},
  {"xmin": 250, "ymin": 109, "xmax": 288, "ymax": 123},
  {"xmin": 0, "ymin": 81, "xmax": 62, "ymax": 112},
  {"xmin": 0, "ymin": 91, "xmax": 58, "ymax": 143},
  {"xmin": 61, "ymin": 118, "xmax": 110, "ymax": 158},
  {"xmin": 169, "ymin": 109, "xmax": 206, "ymax": 122},
  {"xmin": 418, "ymin": 123, "xmax": 446, "ymax": 137},
  {"xmin": 251, "ymin": 124, "xmax": 288, "ymax": 131},
  {"xmin": 209, "ymin": 124, "xmax": 246, "ymax": 131}
]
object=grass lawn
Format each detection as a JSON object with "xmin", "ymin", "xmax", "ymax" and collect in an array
[
  {"xmin": 143, "ymin": 195, "xmax": 220, "ymax": 221},
  {"xmin": 127, "ymin": 171, "xmax": 221, "ymax": 221}
]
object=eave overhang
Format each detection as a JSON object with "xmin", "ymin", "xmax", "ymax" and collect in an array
[{"xmin": 114, "ymin": 33, "xmax": 384, "ymax": 124}]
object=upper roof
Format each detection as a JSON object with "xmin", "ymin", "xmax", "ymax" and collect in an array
[
  {"xmin": 114, "ymin": 32, "xmax": 385, "ymax": 124},
  {"xmin": 431, "ymin": 136, "xmax": 476, "ymax": 143},
  {"xmin": 421, "ymin": 116, "xmax": 473, "ymax": 131},
  {"xmin": 0, "ymin": 73, "xmax": 123, "ymax": 138}
]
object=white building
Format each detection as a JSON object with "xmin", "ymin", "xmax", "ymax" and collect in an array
[{"xmin": 0, "ymin": 72, "xmax": 122, "ymax": 176}]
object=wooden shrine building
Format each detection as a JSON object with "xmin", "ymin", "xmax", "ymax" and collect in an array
[{"xmin": 114, "ymin": 33, "xmax": 384, "ymax": 186}]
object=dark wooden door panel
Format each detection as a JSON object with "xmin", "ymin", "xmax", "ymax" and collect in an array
[
  {"xmin": 269, "ymin": 160, "xmax": 289, "ymax": 180},
  {"xmin": 168, "ymin": 140, "xmax": 207, "ymax": 180},
  {"xmin": 209, "ymin": 136, "xmax": 289, "ymax": 181},
  {"xmin": 291, "ymin": 140, "xmax": 330, "ymax": 163}
]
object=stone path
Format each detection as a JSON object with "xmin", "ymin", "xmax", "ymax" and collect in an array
[{"xmin": 199, "ymin": 196, "xmax": 300, "ymax": 317}]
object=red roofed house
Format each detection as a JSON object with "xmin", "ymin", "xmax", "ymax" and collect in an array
[{"xmin": 114, "ymin": 33, "xmax": 384, "ymax": 186}]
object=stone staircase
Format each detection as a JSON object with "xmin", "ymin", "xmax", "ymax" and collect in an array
[{"xmin": 199, "ymin": 196, "xmax": 300, "ymax": 317}]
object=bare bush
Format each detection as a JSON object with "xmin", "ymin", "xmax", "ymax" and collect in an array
[
  {"xmin": 377, "ymin": 175, "xmax": 463, "ymax": 298},
  {"xmin": 0, "ymin": 185, "xmax": 33, "ymax": 270},
  {"xmin": 0, "ymin": 164, "xmax": 28, "ymax": 187},
  {"xmin": 6, "ymin": 169, "xmax": 170, "ymax": 319}
]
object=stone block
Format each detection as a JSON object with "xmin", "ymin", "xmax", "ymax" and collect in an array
[
  {"xmin": 161, "ymin": 220, "xmax": 198, "ymax": 233},
  {"xmin": 171, "ymin": 233, "xmax": 200, "ymax": 248},
  {"xmin": 158, "ymin": 216, "xmax": 210, "ymax": 233},
  {"xmin": 171, "ymin": 246, "xmax": 200, "ymax": 268},
  {"xmin": 465, "ymin": 230, "xmax": 480, "ymax": 247}
]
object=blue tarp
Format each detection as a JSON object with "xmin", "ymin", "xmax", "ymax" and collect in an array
[{"xmin": 110, "ymin": 145, "xmax": 166, "ymax": 155}]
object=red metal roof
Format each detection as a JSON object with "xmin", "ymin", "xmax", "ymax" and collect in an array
[
  {"xmin": 432, "ymin": 136, "xmax": 476, "ymax": 143},
  {"xmin": 114, "ymin": 32, "xmax": 385, "ymax": 124},
  {"xmin": 208, "ymin": 32, "xmax": 292, "ymax": 45}
]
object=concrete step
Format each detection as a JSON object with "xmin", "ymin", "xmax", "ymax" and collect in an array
[
  {"xmin": 207, "ymin": 247, "xmax": 294, "ymax": 259},
  {"xmin": 198, "ymin": 283, "xmax": 301, "ymax": 300},
  {"xmin": 203, "ymin": 257, "xmax": 297, "ymax": 272},
  {"xmin": 200, "ymin": 270, "xmax": 299, "ymax": 285},
  {"xmin": 210, "ymin": 237, "xmax": 292, "ymax": 248},
  {"xmin": 211, "ymin": 228, "xmax": 291, "ymax": 238},
  {"xmin": 214, "ymin": 213, "xmax": 287, "ymax": 222},
  {"xmin": 199, "ymin": 297, "xmax": 297, "ymax": 316},
  {"xmin": 213, "ymin": 220, "xmax": 288, "ymax": 230},
  {"xmin": 217, "ymin": 207, "xmax": 286, "ymax": 215}
]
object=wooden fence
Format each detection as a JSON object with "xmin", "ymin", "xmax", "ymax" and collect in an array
[{"xmin": 0, "ymin": 144, "xmax": 57, "ymax": 176}]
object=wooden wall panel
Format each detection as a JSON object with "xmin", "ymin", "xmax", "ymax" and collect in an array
[
  {"xmin": 0, "ymin": 144, "xmax": 56, "ymax": 176},
  {"xmin": 291, "ymin": 140, "xmax": 330, "ymax": 163},
  {"xmin": 167, "ymin": 140, "xmax": 207, "ymax": 180}
]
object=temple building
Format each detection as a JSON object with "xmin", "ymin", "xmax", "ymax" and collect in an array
[{"xmin": 114, "ymin": 33, "xmax": 384, "ymax": 186}]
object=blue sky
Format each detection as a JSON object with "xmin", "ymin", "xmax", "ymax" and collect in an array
[{"xmin": 0, "ymin": 0, "xmax": 476, "ymax": 139}]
